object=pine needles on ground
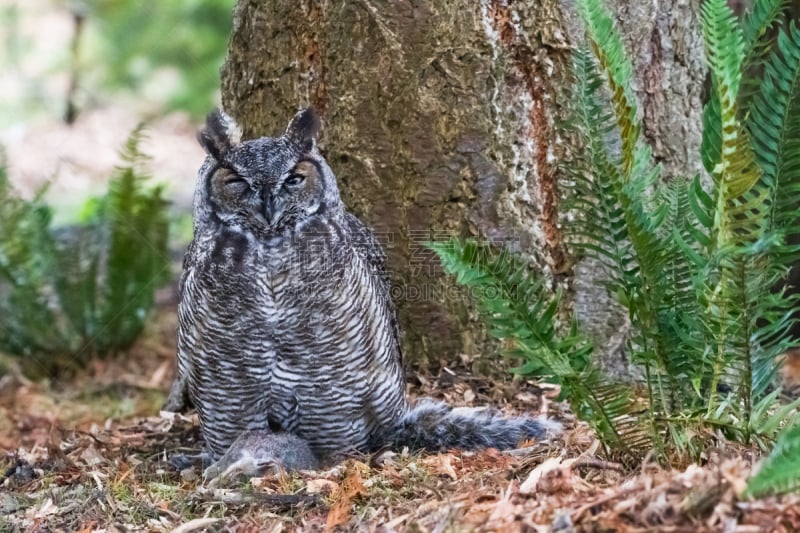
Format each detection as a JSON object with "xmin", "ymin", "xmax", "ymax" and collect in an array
[
  {"xmin": 430, "ymin": 0, "xmax": 800, "ymax": 470},
  {"xmin": 0, "ymin": 127, "xmax": 170, "ymax": 376}
]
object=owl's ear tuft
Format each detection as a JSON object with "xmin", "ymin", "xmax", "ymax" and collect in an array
[
  {"xmin": 198, "ymin": 109, "xmax": 242, "ymax": 159},
  {"xmin": 285, "ymin": 108, "xmax": 320, "ymax": 150}
]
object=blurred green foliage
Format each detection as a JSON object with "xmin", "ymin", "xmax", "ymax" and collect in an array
[
  {"xmin": 0, "ymin": 1, "xmax": 233, "ymax": 121},
  {"xmin": 84, "ymin": 0, "xmax": 233, "ymax": 117},
  {"xmin": 0, "ymin": 128, "xmax": 170, "ymax": 377}
]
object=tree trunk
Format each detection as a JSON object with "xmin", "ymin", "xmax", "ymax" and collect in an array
[{"xmin": 220, "ymin": 0, "xmax": 706, "ymax": 372}]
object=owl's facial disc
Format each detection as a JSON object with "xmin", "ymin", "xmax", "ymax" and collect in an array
[{"xmin": 196, "ymin": 107, "xmax": 339, "ymax": 235}]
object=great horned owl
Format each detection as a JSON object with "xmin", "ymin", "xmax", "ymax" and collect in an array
[{"xmin": 168, "ymin": 109, "xmax": 557, "ymax": 477}]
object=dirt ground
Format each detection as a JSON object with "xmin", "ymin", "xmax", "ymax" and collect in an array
[{"xmin": 1, "ymin": 308, "xmax": 800, "ymax": 533}]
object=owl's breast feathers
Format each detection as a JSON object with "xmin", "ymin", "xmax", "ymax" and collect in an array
[{"xmin": 179, "ymin": 218, "xmax": 406, "ymax": 457}]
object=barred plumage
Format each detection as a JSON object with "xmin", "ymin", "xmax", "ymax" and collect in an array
[{"xmin": 168, "ymin": 108, "xmax": 557, "ymax": 478}]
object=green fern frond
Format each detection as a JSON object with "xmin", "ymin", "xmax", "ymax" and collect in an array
[
  {"xmin": 701, "ymin": 0, "xmax": 759, "ymax": 203},
  {"xmin": 568, "ymin": 35, "xmax": 690, "ymax": 415},
  {"xmin": 0, "ymin": 148, "xmax": 75, "ymax": 359},
  {"xmin": 742, "ymin": 0, "xmax": 788, "ymax": 48},
  {"xmin": 0, "ymin": 128, "xmax": 170, "ymax": 374},
  {"xmin": 750, "ymin": 392, "xmax": 800, "ymax": 439},
  {"xmin": 746, "ymin": 423, "xmax": 800, "ymax": 497},
  {"xmin": 567, "ymin": 14, "xmax": 702, "ymax": 434},
  {"xmin": 735, "ymin": 21, "xmax": 800, "ymax": 413},
  {"xmin": 577, "ymin": 0, "xmax": 640, "ymax": 175},
  {"xmin": 571, "ymin": 5, "xmax": 666, "ymax": 298},
  {"xmin": 697, "ymin": 13, "xmax": 800, "ymax": 422},
  {"xmin": 652, "ymin": 180, "xmax": 710, "ymax": 389},
  {"xmin": 701, "ymin": 92, "xmax": 723, "ymax": 173},
  {"xmin": 748, "ymin": 23, "xmax": 800, "ymax": 254},
  {"xmin": 99, "ymin": 125, "xmax": 170, "ymax": 351},
  {"xmin": 429, "ymin": 238, "xmax": 590, "ymax": 379},
  {"xmin": 429, "ymin": 238, "xmax": 653, "ymax": 461},
  {"xmin": 567, "ymin": 369, "xmax": 654, "ymax": 463},
  {"xmin": 563, "ymin": 48, "xmax": 659, "ymax": 311},
  {"xmin": 737, "ymin": 0, "xmax": 790, "ymax": 117},
  {"xmin": 702, "ymin": 0, "xmax": 762, "ymax": 202},
  {"xmin": 563, "ymin": 50, "xmax": 638, "ymax": 303},
  {"xmin": 698, "ymin": 1, "xmax": 768, "ymax": 419},
  {"xmin": 703, "ymin": 0, "xmax": 745, "ymax": 104}
]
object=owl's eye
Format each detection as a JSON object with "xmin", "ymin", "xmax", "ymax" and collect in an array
[
  {"xmin": 284, "ymin": 174, "xmax": 305, "ymax": 187},
  {"xmin": 224, "ymin": 176, "xmax": 248, "ymax": 186},
  {"xmin": 222, "ymin": 175, "xmax": 251, "ymax": 194}
]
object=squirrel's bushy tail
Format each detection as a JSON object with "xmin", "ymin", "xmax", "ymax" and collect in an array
[{"xmin": 388, "ymin": 399, "xmax": 560, "ymax": 451}]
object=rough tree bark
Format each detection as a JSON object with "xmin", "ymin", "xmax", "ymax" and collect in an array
[{"xmin": 220, "ymin": 0, "xmax": 706, "ymax": 373}]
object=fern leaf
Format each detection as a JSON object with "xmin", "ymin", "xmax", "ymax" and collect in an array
[
  {"xmin": 703, "ymin": 0, "xmax": 745, "ymax": 103},
  {"xmin": 702, "ymin": 0, "xmax": 761, "ymax": 202},
  {"xmin": 99, "ymin": 125, "xmax": 170, "ymax": 351},
  {"xmin": 746, "ymin": 423, "xmax": 800, "ymax": 497},
  {"xmin": 701, "ymin": 91, "xmax": 723, "ymax": 173},
  {"xmin": 430, "ymin": 238, "xmax": 589, "ymax": 379},
  {"xmin": 570, "ymin": 35, "xmax": 689, "ymax": 409},
  {"xmin": 577, "ymin": 0, "xmax": 640, "ymax": 175},
  {"xmin": 0, "ymin": 126, "xmax": 170, "ymax": 375},
  {"xmin": 748, "ymin": 23, "xmax": 800, "ymax": 257},
  {"xmin": 738, "ymin": 0, "xmax": 790, "ymax": 122},
  {"xmin": 0, "ymin": 148, "xmax": 77, "ymax": 361},
  {"xmin": 430, "ymin": 238, "xmax": 653, "ymax": 461},
  {"xmin": 742, "ymin": 0, "xmax": 788, "ymax": 48},
  {"xmin": 568, "ymin": 370, "xmax": 654, "ymax": 463}
]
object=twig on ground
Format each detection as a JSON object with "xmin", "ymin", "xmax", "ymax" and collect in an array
[
  {"xmin": 191, "ymin": 488, "xmax": 323, "ymax": 509},
  {"xmin": 171, "ymin": 518, "xmax": 222, "ymax": 533},
  {"xmin": 571, "ymin": 458, "xmax": 623, "ymax": 472},
  {"xmin": 572, "ymin": 484, "xmax": 642, "ymax": 523},
  {"xmin": 502, "ymin": 444, "xmax": 552, "ymax": 458}
]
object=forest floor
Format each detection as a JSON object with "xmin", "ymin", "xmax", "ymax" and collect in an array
[{"xmin": 1, "ymin": 310, "xmax": 800, "ymax": 532}]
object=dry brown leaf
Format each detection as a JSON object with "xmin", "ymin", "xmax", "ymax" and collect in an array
[
  {"xmin": 75, "ymin": 522, "xmax": 95, "ymax": 533},
  {"xmin": 325, "ymin": 461, "xmax": 368, "ymax": 531},
  {"xmin": 463, "ymin": 388, "xmax": 476, "ymax": 404},
  {"xmin": 26, "ymin": 497, "xmax": 58, "ymax": 519},
  {"xmin": 79, "ymin": 444, "xmax": 106, "ymax": 467},
  {"xmin": 172, "ymin": 517, "xmax": 223, "ymax": 533},
  {"xmin": 147, "ymin": 360, "xmax": 171, "ymax": 388},
  {"xmin": 422, "ymin": 453, "xmax": 459, "ymax": 481},
  {"xmin": 460, "ymin": 447, "xmax": 516, "ymax": 473},
  {"xmin": 306, "ymin": 478, "xmax": 339, "ymax": 494},
  {"xmin": 520, "ymin": 457, "xmax": 563, "ymax": 494},
  {"xmin": 719, "ymin": 459, "xmax": 749, "ymax": 497},
  {"xmin": 487, "ymin": 482, "xmax": 518, "ymax": 527}
]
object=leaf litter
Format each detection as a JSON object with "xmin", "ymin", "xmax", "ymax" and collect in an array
[{"xmin": 1, "ymin": 311, "xmax": 800, "ymax": 531}]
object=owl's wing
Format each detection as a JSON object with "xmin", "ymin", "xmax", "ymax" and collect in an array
[
  {"xmin": 343, "ymin": 212, "xmax": 404, "ymax": 365},
  {"xmin": 162, "ymin": 239, "xmax": 198, "ymax": 412},
  {"xmin": 178, "ymin": 239, "xmax": 197, "ymax": 295},
  {"xmin": 344, "ymin": 212, "xmax": 389, "ymax": 282}
]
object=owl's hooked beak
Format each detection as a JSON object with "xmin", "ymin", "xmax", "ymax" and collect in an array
[{"xmin": 264, "ymin": 195, "xmax": 285, "ymax": 227}]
